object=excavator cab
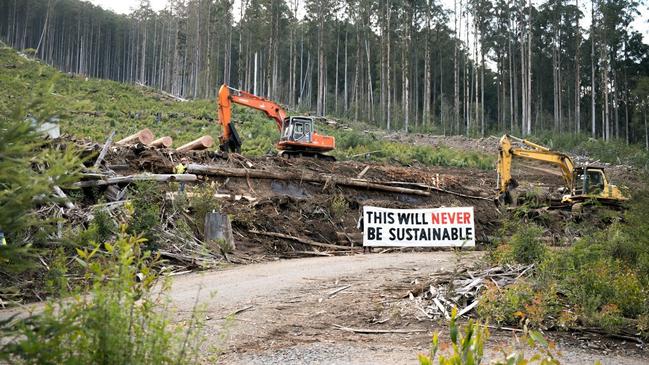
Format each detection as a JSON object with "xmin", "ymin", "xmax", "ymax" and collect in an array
[
  {"xmin": 280, "ymin": 117, "xmax": 314, "ymax": 144},
  {"xmin": 572, "ymin": 167, "xmax": 605, "ymax": 196},
  {"xmin": 566, "ymin": 166, "xmax": 627, "ymax": 205}
]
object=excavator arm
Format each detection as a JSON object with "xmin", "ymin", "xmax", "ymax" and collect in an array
[
  {"xmin": 497, "ymin": 134, "xmax": 575, "ymax": 202},
  {"xmin": 217, "ymin": 84, "xmax": 288, "ymax": 152}
]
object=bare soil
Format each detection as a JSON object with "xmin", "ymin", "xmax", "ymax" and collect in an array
[{"xmin": 166, "ymin": 252, "xmax": 647, "ymax": 364}]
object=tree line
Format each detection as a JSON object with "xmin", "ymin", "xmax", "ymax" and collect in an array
[{"xmin": 1, "ymin": 0, "xmax": 648, "ymax": 146}]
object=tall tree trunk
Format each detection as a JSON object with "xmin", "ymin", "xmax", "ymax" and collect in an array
[
  {"xmin": 335, "ymin": 31, "xmax": 339, "ymax": 114},
  {"xmin": 365, "ymin": 37, "xmax": 373, "ymax": 122},
  {"xmin": 386, "ymin": 4, "xmax": 391, "ymax": 130},
  {"xmin": 644, "ymin": 105, "xmax": 649, "ymax": 151},
  {"xmin": 402, "ymin": 1, "xmax": 411, "ymax": 132},
  {"xmin": 423, "ymin": 5, "xmax": 431, "ymax": 126},
  {"xmin": 575, "ymin": 0, "xmax": 581, "ymax": 134},
  {"xmin": 344, "ymin": 29, "xmax": 349, "ymax": 112},
  {"xmin": 591, "ymin": 0, "xmax": 596, "ymax": 138},
  {"xmin": 454, "ymin": 0, "xmax": 460, "ymax": 134}
]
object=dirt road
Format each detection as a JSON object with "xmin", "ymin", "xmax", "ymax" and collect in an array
[{"xmin": 168, "ymin": 252, "xmax": 647, "ymax": 364}]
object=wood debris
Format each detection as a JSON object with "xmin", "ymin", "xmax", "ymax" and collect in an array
[
  {"xmin": 406, "ymin": 264, "xmax": 534, "ymax": 320},
  {"xmin": 333, "ymin": 324, "xmax": 427, "ymax": 334}
]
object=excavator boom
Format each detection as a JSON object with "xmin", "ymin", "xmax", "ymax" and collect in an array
[
  {"xmin": 497, "ymin": 134, "xmax": 575, "ymax": 194},
  {"xmin": 496, "ymin": 134, "xmax": 627, "ymax": 206},
  {"xmin": 218, "ymin": 85, "xmax": 286, "ymax": 142}
]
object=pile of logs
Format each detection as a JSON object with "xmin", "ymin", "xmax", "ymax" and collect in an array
[
  {"xmin": 113, "ymin": 128, "xmax": 214, "ymax": 152},
  {"xmin": 407, "ymin": 264, "xmax": 534, "ymax": 320}
]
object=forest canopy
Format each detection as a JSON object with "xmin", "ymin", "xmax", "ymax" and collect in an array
[{"xmin": 1, "ymin": 0, "xmax": 648, "ymax": 145}]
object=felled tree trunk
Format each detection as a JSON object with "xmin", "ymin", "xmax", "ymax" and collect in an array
[
  {"xmin": 116, "ymin": 128, "xmax": 154, "ymax": 145},
  {"xmin": 150, "ymin": 136, "xmax": 173, "ymax": 148},
  {"xmin": 73, "ymin": 174, "xmax": 197, "ymax": 188},
  {"xmin": 176, "ymin": 135, "xmax": 214, "ymax": 152}
]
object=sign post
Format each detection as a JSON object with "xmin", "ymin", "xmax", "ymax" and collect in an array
[{"xmin": 362, "ymin": 206, "xmax": 475, "ymax": 247}]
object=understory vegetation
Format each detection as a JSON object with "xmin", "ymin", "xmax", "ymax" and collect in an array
[
  {"xmin": 533, "ymin": 132, "xmax": 649, "ymax": 169},
  {"xmin": 482, "ymin": 192, "xmax": 649, "ymax": 339},
  {"xmin": 418, "ymin": 308, "xmax": 560, "ymax": 365},
  {"xmin": 1, "ymin": 232, "xmax": 208, "ymax": 364},
  {"xmin": 0, "ymin": 80, "xmax": 213, "ymax": 362}
]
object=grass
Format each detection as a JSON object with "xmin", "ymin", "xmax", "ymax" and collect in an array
[{"xmin": 0, "ymin": 44, "xmax": 494, "ymax": 169}]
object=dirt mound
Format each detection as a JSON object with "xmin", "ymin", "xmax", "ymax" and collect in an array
[{"xmin": 68, "ymin": 138, "xmax": 502, "ymax": 260}]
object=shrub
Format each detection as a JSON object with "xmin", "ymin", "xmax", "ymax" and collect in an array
[
  {"xmin": 0, "ymin": 85, "xmax": 81, "ymax": 277},
  {"xmin": 329, "ymin": 194, "xmax": 348, "ymax": 219},
  {"xmin": 0, "ymin": 231, "xmax": 207, "ymax": 364},
  {"xmin": 483, "ymin": 191, "xmax": 649, "ymax": 337},
  {"xmin": 510, "ymin": 224, "xmax": 546, "ymax": 265},
  {"xmin": 418, "ymin": 307, "xmax": 560, "ymax": 365},
  {"xmin": 127, "ymin": 181, "xmax": 163, "ymax": 250}
]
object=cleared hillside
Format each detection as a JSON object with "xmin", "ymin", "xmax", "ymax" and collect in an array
[{"xmin": 0, "ymin": 44, "xmax": 497, "ymax": 169}]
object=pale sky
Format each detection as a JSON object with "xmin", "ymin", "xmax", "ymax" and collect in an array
[{"xmin": 88, "ymin": 0, "xmax": 648, "ymax": 37}]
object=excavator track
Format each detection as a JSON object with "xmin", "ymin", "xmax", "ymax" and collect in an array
[{"xmin": 278, "ymin": 150, "xmax": 336, "ymax": 162}]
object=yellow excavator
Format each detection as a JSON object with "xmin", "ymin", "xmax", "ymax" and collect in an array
[{"xmin": 496, "ymin": 134, "xmax": 628, "ymax": 207}]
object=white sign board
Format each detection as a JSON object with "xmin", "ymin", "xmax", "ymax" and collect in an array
[{"xmin": 362, "ymin": 206, "xmax": 475, "ymax": 247}]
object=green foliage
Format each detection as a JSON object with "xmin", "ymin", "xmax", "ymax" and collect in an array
[
  {"xmin": 90, "ymin": 208, "xmax": 118, "ymax": 243},
  {"xmin": 127, "ymin": 182, "xmax": 163, "ymax": 250},
  {"xmin": 510, "ymin": 224, "xmax": 547, "ymax": 265},
  {"xmin": 0, "ymin": 232, "xmax": 208, "ymax": 364},
  {"xmin": 418, "ymin": 307, "xmax": 560, "ymax": 365},
  {"xmin": 0, "ymin": 78, "xmax": 81, "ymax": 275},
  {"xmin": 491, "ymin": 221, "xmax": 546, "ymax": 266},
  {"xmin": 483, "ymin": 191, "xmax": 649, "ymax": 337},
  {"xmin": 532, "ymin": 132, "xmax": 649, "ymax": 170},
  {"xmin": 329, "ymin": 127, "xmax": 495, "ymax": 169},
  {"xmin": 329, "ymin": 194, "xmax": 348, "ymax": 219}
]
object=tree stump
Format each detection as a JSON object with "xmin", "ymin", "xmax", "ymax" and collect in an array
[{"xmin": 204, "ymin": 212, "xmax": 235, "ymax": 252}]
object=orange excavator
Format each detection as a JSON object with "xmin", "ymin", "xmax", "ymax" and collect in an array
[{"xmin": 216, "ymin": 84, "xmax": 336, "ymax": 160}]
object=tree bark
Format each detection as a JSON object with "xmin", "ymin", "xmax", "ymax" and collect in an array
[{"xmin": 74, "ymin": 174, "xmax": 197, "ymax": 188}]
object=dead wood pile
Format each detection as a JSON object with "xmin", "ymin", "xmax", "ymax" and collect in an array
[
  {"xmin": 404, "ymin": 264, "xmax": 534, "ymax": 320},
  {"xmin": 51, "ymin": 135, "xmax": 501, "ymax": 265}
]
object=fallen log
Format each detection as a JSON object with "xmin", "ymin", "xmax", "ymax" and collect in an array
[
  {"xmin": 176, "ymin": 136, "xmax": 214, "ymax": 152},
  {"xmin": 333, "ymin": 324, "xmax": 427, "ymax": 334},
  {"xmin": 357, "ymin": 165, "xmax": 371, "ymax": 179},
  {"xmin": 116, "ymin": 128, "xmax": 154, "ymax": 145},
  {"xmin": 290, "ymin": 250, "xmax": 333, "ymax": 257},
  {"xmin": 149, "ymin": 136, "xmax": 173, "ymax": 148},
  {"xmin": 248, "ymin": 230, "xmax": 352, "ymax": 251},
  {"xmin": 187, "ymin": 164, "xmax": 439, "ymax": 197},
  {"xmin": 73, "ymin": 174, "xmax": 198, "ymax": 188},
  {"xmin": 165, "ymin": 191, "xmax": 256, "ymax": 202},
  {"xmin": 381, "ymin": 181, "xmax": 492, "ymax": 201}
]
